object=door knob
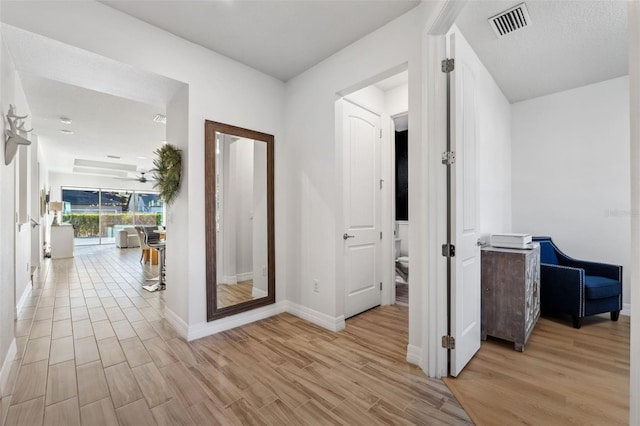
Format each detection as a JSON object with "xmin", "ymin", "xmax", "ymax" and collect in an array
[{"xmin": 343, "ymin": 233, "xmax": 355, "ymax": 240}]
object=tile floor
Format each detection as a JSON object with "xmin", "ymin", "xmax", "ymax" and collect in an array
[{"xmin": 2, "ymin": 245, "xmax": 471, "ymax": 426}]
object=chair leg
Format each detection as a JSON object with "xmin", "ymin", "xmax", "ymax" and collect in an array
[
  {"xmin": 572, "ymin": 316, "xmax": 582, "ymax": 329},
  {"xmin": 611, "ymin": 311, "xmax": 620, "ymax": 321}
]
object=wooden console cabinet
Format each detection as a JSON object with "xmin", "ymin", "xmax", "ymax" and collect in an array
[{"xmin": 481, "ymin": 244, "xmax": 540, "ymax": 352}]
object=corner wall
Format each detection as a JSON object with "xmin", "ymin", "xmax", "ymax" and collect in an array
[{"xmin": 511, "ymin": 76, "xmax": 631, "ymax": 307}]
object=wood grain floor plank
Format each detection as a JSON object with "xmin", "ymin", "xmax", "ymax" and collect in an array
[
  {"xmin": 11, "ymin": 359, "xmax": 48, "ymax": 404},
  {"xmin": 150, "ymin": 398, "xmax": 196, "ymax": 426},
  {"xmin": 45, "ymin": 359, "xmax": 77, "ymax": 405},
  {"xmin": 76, "ymin": 360, "xmax": 110, "ymax": 407},
  {"xmin": 5, "ymin": 396, "xmax": 44, "ymax": 426},
  {"xmin": 120, "ymin": 337, "xmax": 152, "ymax": 368},
  {"xmin": 444, "ymin": 315, "xmax": 629, "ymax": 426},
  {"xmin": 104, "ymin": 362, "xmax": 144, "ymax": 408},
  {"xmin": 22, "ymin": 337, "xmax": 50, "ymax": 365},
  {"xmin": 43, "ymin": 396, "xmax": 80, "ymax": 426},
  {"xmin": 96, "ymin": 337, "xmax": 126, "ymax": 368},
  {"xmin": 74, "ymin": 336, "xmax": 101, "ymax": 366},
  {"xmin": 79, "ymin": 397, "xmax": 118, "ymax": 426},
  {"xmin": 160, "ymin": 362, "xmax": 208, "ymax": 407},
  {"xmin": 115, "ymin": 399, "xmax": 156, "ymax": 426},
  {"xmin": 131, "ymin": 362, "xmax": 173, "ymax": 408}
]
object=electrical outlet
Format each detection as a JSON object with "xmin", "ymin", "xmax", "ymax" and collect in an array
[{"xmin": 313, "ymin": 279, "xmax": 319, "ymax": 293}]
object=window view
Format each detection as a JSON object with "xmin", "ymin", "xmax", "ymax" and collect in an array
[{"xmin": 62, "ymin": 187, "xmax": 164, "ymax": 245}]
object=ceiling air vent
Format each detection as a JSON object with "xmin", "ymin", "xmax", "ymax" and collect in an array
[{"xmin": 489, "ymin": 3, "xmax": 531, "ymax": 38}]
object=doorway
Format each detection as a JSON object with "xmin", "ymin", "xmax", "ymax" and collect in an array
[{"xmin": 337, "ymin": 69, "xmax": 409, "ymax": 319}]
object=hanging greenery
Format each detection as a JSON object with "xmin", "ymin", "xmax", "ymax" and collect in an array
[{"xmin": 152, "ymin": 144, "xmax": 182, "ymax": 205}]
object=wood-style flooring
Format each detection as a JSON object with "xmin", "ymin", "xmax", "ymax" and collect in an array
[
  {"xmin": 217, "ymin": 281, "xmax": 254, "ymax": 308},
  {"xmin": 445, "ymin": 314, "xmax": 630, "ymax": 425},
  {"xmin": 1, "ymin": 245, "xmax": 471, "ymax": 425}
]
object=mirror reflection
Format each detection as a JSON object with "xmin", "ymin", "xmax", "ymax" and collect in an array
[
  {"xmin": 215, "ymin": 133, "xmax": 268, "ymax": 308},
  {"xmin": 205, "ymin": 120, "xmax": 275, "ymax": 321}
]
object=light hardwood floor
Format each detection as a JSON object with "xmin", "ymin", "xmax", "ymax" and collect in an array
[
  {"xmin": 445, "ymin": 314, "xmax": 630, "ymax": 425},
  {"xmin": 1, "ymin": 245, "xmax": 471, "ymax": 425},
  {"xmin": 217, "ymin": 281, "xmax": 254, "ymax": 308}
]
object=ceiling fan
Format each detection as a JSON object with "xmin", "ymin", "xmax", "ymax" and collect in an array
[{"xmin": 113, "ymin": 171, "xmax": 155, "ymax": 183}]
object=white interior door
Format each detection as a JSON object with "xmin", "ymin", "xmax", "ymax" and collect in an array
[
  {"xmin": 343, "ymin": 100, "xmax": 382, "ymax": 318},
  {"xmin": 449, "ymin": 31, "xmax": 481, "ymax": 376}
]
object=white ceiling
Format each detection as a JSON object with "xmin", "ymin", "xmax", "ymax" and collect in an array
[
  {"xmin": 0, "ymin": 1, "xmax": 630, "ymax": 180},
  {"xmin": 1, "ymin": 24, "xmax": 185, "ymax": 177},
  {"xmin": 100, "ymin": 0, "xmax": 421, "ymax": 82},
  {"xmin": 455, "ymin": 0, "xmax": 628, "ymax": 103}
]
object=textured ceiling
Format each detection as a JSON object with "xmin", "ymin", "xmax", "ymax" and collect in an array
[
  {"xmin": 455, "ymin": 0, "xmax": 628, "ymax": 103},
  {"xmin": 101, "ymin": 0, "xmax": 421, "ymax": 81}
]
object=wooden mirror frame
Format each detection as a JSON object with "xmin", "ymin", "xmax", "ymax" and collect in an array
[{"xmin": 204, "ymin": 120, "xmax": 275, "ymax": 321}]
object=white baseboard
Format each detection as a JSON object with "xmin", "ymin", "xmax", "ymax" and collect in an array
[
  {"xmin": 164, "ymin": 308, "xmax": 189, "ymax": 340},
  {"xmin": 221, "ymin": 275, "xmax": 237, "ymax": 285},
  {"xmin": 252, "ymin": 288, "xmax": 268, "ymax": 298},
  {"xmin": 284, "ymin": 301, "xmax": 345, "ymax": 332},
  {"xmin": 237, "ymin": 272, "xmax": 253, "ymax": 282},
  {"xmin": 186, "ymin": 302, "xmax": 287, "ymax": 341},
  {"xmin": 16, "ymin": 283, "xmax": 32, "ymax": 315},
  {"xmin": 406, "ymin": 344, "xmax": 421, "ymax": 366},
  {"xmin": 0, "ymin": 339, "xmax": 17, "ymax": 396},
  {"xmin": 622, "ymin": 303, "xmax": 631, "ymax": 316}
]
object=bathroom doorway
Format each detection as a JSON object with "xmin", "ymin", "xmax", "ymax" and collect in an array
[{"xmin": 393, "ymin": 115, "xmax": 409, "ymax": 305}]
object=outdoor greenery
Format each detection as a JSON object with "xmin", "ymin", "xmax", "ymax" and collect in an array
[{"xmin": 62, "ymin": 213, "xmax": 162, "ymax": 238}]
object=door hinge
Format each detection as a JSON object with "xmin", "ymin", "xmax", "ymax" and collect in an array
[
  {"xmin": 441, "ymin": 151, "xmax": 456, "ymax": 165},
  {"xmin": 442, "ymin": 335, "xmax": 456, "ymax": 349},
  {"xmin": 442, "ymin": 243, "xmax": 455, "ymax": 258},
  {"xmin": 380, "ymin": 231, "xmax": 383, "ymax": 241},
  {"xmin": 379, "ymin": 128, "xmax": 383, "ymax": 138},
  {"xmin": 441, "ymin": 58, "xmax": 455, "ymax": 73},
  {"xmin": 380, "ymin": 282, "xmax": 382, "ymax": 291},
  {"xmin": 379, "ymin": 179, "xmax": 384, "ymax": 190}
]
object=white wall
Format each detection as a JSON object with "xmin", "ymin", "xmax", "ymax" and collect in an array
[
  {"xmin": 283, "ymin": 2, "xmax": 443, "ymax": 337},
  {"xmin": 451, "ymin": 27, "xmax": 512, "ymax": 239},
  {"xmin": 0, "ymin": 29, "xmax": 34, "ymax": 393},
  {"xmin": 1, "ymin": 1, "xmax": 286, "ymax": 335},
  {"xmin": 0, "ymin": 30, "xmax": 18, "ymax": 391},
  {"xmin": 511, "ymin": 76, "xmax": 631, "ymax": 306}
]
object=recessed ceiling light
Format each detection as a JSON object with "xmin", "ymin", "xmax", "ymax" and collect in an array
[
  {"xmin": 60, "ymin": 129, "xmax": 74, "ymax": 134},
  {"xmin": 107, "ymin": 155, "xmax": 121, "ymax": 159},
  {"xmin": 60, "ymin": 117, "xmax": 72, "ymax": 124},
  {"xmin": 153, "ymin": 114, "xmax": 167, "ymax": 124}
]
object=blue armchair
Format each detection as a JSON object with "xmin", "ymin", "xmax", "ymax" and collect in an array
[{"xmin": 532, "ymin": 236, "xmax": 622, "ymax": 329}]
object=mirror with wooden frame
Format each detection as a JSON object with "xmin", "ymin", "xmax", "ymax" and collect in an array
[{"xmin": 205, "ymin": 120, "xmax": 275, "ymax": 321}]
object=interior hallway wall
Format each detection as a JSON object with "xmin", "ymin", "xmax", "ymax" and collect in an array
[
  {"xmin": 1, "ymin": 1, "xmax": 285, "ymax": 336},
  {"xmin": 511, "ymin": 76, "xmax": 631, "ymax": 308}
]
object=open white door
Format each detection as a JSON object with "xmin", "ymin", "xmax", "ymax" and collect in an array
[
  {"xmin": 448, "ymin": 30, "xmax": 481, "ymax": 377},
  {"xmin": 342, "ymin": 100, "xmax": 382, "ymax": 318}
]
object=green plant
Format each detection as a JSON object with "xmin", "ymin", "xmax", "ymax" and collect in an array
[{"xmin": 152, "ymin": 144, "xmax": 182, "ymax": 205}]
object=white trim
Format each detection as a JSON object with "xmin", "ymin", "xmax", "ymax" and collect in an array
[
  {"xmin": 182, "ymin": 301, "xmax": 346, "ymax": 342},
  {"xmin": 622, "ymin": 303, "xmax": 631, "ymax": 317},
  {"xmin": 186, "ymin": 302, "xmax": 287, "ymax": 341},
  {"xmin": 164, "ymin": 307, "xmax": 189, "ymax": 339},
  {"xmin": 237, "ymin": 272, "xmax": 253, "ymax": 282},
  {"xmin": 0, "ymin": 339, "xmax": 17, "ymax": 396},
  {"xmin": 16, "ymin": 282, "xmax": 32, "ymax": 314},
  {"xmin": 221, "ymin": 275, "xmax": 238, "ymax": 285},
  {"xmin": 406, "ymin": 344, "xmax": 422, "ymax": 366},
  {"xmin": 284, "ymin": 301, "xmax": 346, "ymax": 332},
  {"xmin": 252, "ymin": 287, "xmax": 268, "ymax": 299}
]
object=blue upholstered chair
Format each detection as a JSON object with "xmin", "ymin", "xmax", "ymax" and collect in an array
[{"xmin": 532, "ymin": 236, "xmax": 622, "ymax": 328}]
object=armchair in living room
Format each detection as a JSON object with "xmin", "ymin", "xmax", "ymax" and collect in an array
[{"xmin": 532, "ymin": 236, "xmax": 622, "ymax": 329}]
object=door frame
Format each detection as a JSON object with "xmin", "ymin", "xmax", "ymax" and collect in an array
[{"xmin": 423, "ymin": 0, "xmax": 469, "ymax": 378}]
